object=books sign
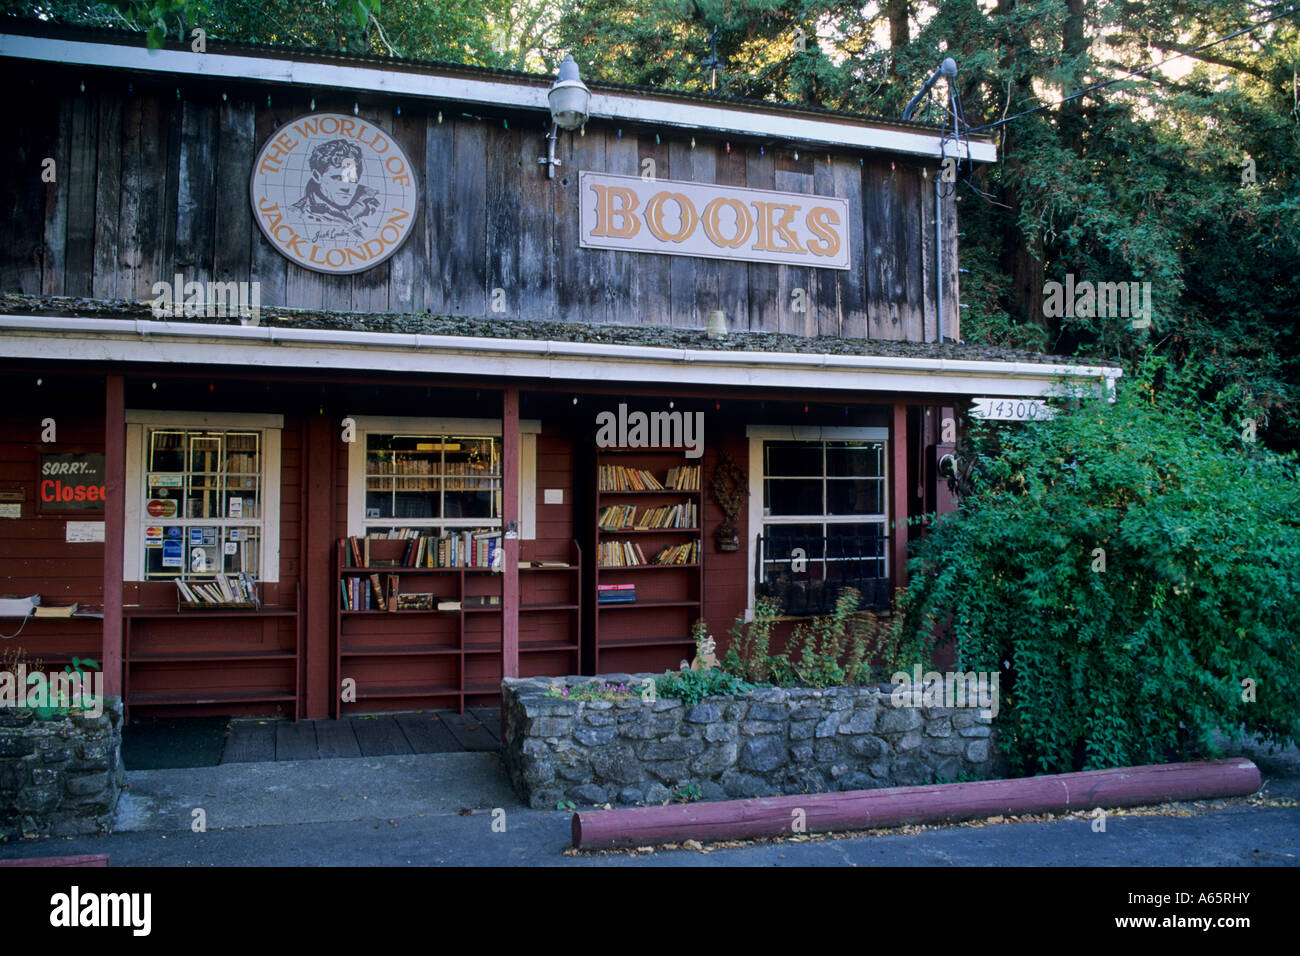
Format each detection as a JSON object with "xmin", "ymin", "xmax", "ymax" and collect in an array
[
  {"xmin": 970, "ymin": 398, "xmax": 1056, "ymax": 421},
  {"xmin": 579, "ymin": 172, "xmax": 850, "ymax": 269},
  {"xmin": 250, "ymin": 113, "xmax": 418, "ymax": 275}
]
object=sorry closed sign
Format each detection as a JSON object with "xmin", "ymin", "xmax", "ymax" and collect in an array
[{"xmin": 40, "ymin": 453, "xmax": 106, "ymax": 511}]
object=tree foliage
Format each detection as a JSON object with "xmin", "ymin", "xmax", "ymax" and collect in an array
[{"xmin": 895, "ymin": 356, "xmax": 1300, "ymax": 774}]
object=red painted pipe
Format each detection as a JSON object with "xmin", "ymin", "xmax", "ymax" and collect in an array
[{"xmin": 571, "ymin": 758, "xmax": 1261, "ymax": 849}]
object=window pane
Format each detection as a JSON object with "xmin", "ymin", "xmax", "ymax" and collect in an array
[
  {"xmin": 826, "ymin": 441, "xmax": 882, "ymax": 477},
  {"xmin": 763, "ymin": 523, "xmax": 825, "ymax": 561},
  {"xmin": 765, "ymin": 442, "xmax": 822, "ymax": 477},
  {"xmin": 826, "ymin": 478, "xmax": 884, "ymax": 515},
  {"xmin": 223, "ymin": 527, "xmax": 260, "ymax": 576},
  {"xmin": 765, "ymin": 478, "xmax": 822, "ymax": 516},
  {"xmin": 392, "ymin": 491, "xmax": 440, "ymax": 519}
]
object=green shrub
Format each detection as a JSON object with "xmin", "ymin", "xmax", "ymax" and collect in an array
[
  {"xmin": 653, "ymin": 666, "xmax": 752, "ymax": 705},
  {"xmin": 894, "ymin": 356, "xmax": 1300, "ymax": 775}
]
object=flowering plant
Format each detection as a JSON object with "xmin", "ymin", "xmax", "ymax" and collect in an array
[{"xmin": 544, "ymin": 679, "xmax": 633, "ymax": 702}]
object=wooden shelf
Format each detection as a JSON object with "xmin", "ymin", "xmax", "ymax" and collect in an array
[
  {"xmin": 125, "ymin": 606, "xmax": 298, "ymax": 618},
  {"xmin": 124, "ymin": 583, "xmax": 303, "ymax": 720},
  {"xmin": 597, "ymin": 598, "xmax": 701, "ymax": 610},
  {"xmin": 598, "ymin": 635, "xmax": 697, "ymax": 650},
  {"xmin": 596, "ymin": 563, "xmax": 700, "ymax": 571},
  {"xmin": 339, "ymin": 645, "xmax": 459, "ymax": 657},
  {"xmin": 130, "ymin": 689, "xmax": 296, "ymax": 706},
  {"xmin": 598, "ymin": 527, "xmax": 700, "ymax": 535},
  {"xmin": 593, "ymin": 451, "xmax": 703, "ymax": 674},
  {"xmin": 130, "ymin": 649, "xmax": 296, "ymax": 663},
  {"xmin": 352, "ymin": 684, "xmax": 461, "ymax": 700},
  {"xmin": 335, "ymin": 536, "xmax": 581, "ymax": 715}
]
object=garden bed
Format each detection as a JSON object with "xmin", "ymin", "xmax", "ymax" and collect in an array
[{"xmin": 502, "ymin": 675, "xmax": 1002, "ymax": 809}]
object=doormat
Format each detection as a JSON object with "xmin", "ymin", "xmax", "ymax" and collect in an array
[{"xmin": 121, "ymin": 716, "xmax": 230, "ymax": 771}]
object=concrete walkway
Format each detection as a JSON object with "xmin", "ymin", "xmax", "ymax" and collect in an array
[{"xmin": 0, "ymin": 746, "xmax": 1295, "ymax": 866}]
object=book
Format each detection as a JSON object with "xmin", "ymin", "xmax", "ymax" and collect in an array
[
  {"xmin": 369, "ymin": 573, "xmax": 383, "ymax": 608},
  {"xmin": 387, "ymin": 575, "xmax": 399, "ymax": 613},
  {"xmin": 463, "ymin": 595, "xmax": 502, "ymax": 608},
  {"xmin": 436, "ymin": 600, "xmax": 462, "ymax": 612},
  {"xmin": 395, "ymin": 592, "xmax": 435, "ymax": 610}
]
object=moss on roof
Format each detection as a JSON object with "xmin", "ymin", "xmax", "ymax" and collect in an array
[{"xmin": 1, "ymin": 293, "xmax": 1121, "ymax": 370}]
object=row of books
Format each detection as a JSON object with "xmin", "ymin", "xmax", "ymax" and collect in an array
[
  {"xmin": 598, "ymin": 540, "xmax": 648, "ymax": 567},
  {"xmin": 176, "ymin": 573, "xmax": 259, "ymax": 606},
  {"xmin": 663, "ymin": 465, "xmax": 700, "ymax": 490},
  {"xmin": 650, "ymin": 540, "xmax": 700, "ymax": 565},
  {"xmin": 599, "ymin": 465, "xmax": 663, "ymax": 491},
  {"xmin": 339, "ymin": 573, "xmax": 504, "ymax": 612},
  {"xmin": 597, "ymin": 502, "xmax": 698, "ymax": 530},
  {"xmin": 598, "ymin": 464, "xmax": 700, "ymax": 491},
  {"xmin": 341, "ymin": 531, "xmax": 504, "ymax": 570},
  {"xmin": 597, "ymin": 583, "xmax": 636, "ymax": 604},
  {"xmin": 599, "ymin": 538, "xmax": 702, "ymax": 567}
]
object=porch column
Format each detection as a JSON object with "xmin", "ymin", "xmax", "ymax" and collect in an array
[
  {"xmin": 304, "ymin": 413, "xmax": 333, "ymax": 719},
  {"xmin": 890, "ymin": 401, "xmax": 909, "ymax": 596},
  {"xmin": 102, "ymin": 374, "xmax": 125, "ymax": 696},
  {"xmin": 502, "ymin": 387, "xmax": 520, "ymax": 679}
]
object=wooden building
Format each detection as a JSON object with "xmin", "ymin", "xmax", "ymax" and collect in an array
[{"xmin": 0, "ymin": 22, "xmax": 1121, "ymax": 720}]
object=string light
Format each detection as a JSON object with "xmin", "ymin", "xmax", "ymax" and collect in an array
[
  {"xmin": 437, "ymin": 111, "xmax": 443, "ymax": 124},
  {"xmin": 691, "ymin": 136, "xmax": 696, "ymax": 149}
]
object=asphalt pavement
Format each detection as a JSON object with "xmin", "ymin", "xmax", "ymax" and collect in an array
[{"xmin": 0, "ymin": 743, "xmax": 1296, "ymax": 867}]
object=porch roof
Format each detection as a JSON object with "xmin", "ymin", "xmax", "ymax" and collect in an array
[{"xmin": 0, "ymin": 295, "xmax": 1123, "ymax": 400}]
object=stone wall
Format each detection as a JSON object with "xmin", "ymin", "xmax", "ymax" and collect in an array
[
  {"xmin": 502, "ymin": 676, "xmax": 1002, "ymax": 809},
  {"xmin": 0, "ymin": 698, "xmax": 126, "ymax": 838}
]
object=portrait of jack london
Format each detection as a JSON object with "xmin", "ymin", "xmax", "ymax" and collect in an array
[{"xmin": 290, "ymin": 138, "xmax": 383, "ymax": 242}]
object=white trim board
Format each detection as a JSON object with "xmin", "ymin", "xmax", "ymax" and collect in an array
[
  {"xmin": 0, "ymin": 34, "xmax": 996, "ymax": 163},
  {"xmin": 0, "ymin": 317, "xmax": 1124, "ymax": 400}
]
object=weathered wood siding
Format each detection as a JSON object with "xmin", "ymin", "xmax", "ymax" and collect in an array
[{"xmin": 1, "ymin": 67, "xmax": 958, "ymax": 342}]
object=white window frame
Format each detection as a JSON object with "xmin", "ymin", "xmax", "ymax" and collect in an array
[
  {"xmin": 345, "ymin": 415, "xmax": 541, "ymax": 539},
  {"xmin": 124, "ymin": 410, "xmax": 283, "ymax": 584},
  {"xmin": 745, "ymin": 425, "xmax": 890, "ymax": 618}
]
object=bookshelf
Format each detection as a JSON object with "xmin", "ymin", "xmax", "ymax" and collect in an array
[
  {"xmin": 337, "ymin": 529, "xmax": 581, "ymax": 714},
  {"xmin": 592, "ymin": 450, "xmax": 704, "ymax": 674},
  {"xmin": 518, "ymin": 539, "xmax": 582, "ymax": 679},
  {"xmin": 123, "ymin": 581, "xmax": 301, "ymax": 720}
]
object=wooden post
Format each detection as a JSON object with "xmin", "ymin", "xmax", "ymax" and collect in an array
[
  {"xmin": 502, "ymin": 387, "xmax": 520, "ymax": 680},
  {"xmin": 304, "ymin": 413, "xmax": 333, "ymax": 719},
  {"xmin": 101, "ymin": 374, "xmax": 124, "ymax": 697},
  {"xmin": 890, "ymin": 401, "xmax": 908, "ymax": 596},
  {"xmin": 573, "ymin": 758, "xmax": 1263, "ymax": 849}
]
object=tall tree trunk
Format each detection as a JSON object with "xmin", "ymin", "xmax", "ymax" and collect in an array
[{"xmin": 886, "ymin": 0, "xmax": 910, "ymax": 51}]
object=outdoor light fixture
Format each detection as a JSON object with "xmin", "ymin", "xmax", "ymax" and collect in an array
[{"xmin": 540, "ymin": 54, "xmax": 591, "ymax": 178}]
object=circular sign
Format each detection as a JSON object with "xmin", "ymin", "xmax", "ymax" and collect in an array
[
  {"xmin": 146, "ymin": 499, "xmax": 178, "ymax": 518},
  {"xmin": 249, "ymin": 112, "xmax": 418, "ymax": 275}
]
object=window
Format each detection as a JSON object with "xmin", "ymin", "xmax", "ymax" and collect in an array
[
  {"xmin": 346, "ymin": 416, "xmax": 540, "ymax": 539},
  {"xmin": 125, "ymin": 412, "xmax": 282, "ymax": 583},
  {"xmin": 747, "ymin": 426, "xmax": 890, "ymax": 615},
  {"xmin": 364, "ymin": 432, "xmax": 500, "ymax": 534}
]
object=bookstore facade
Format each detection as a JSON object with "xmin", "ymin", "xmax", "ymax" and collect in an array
[{"xmin": 0, "ymin": 24, "xmax": 1122, "ymax": 720}]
